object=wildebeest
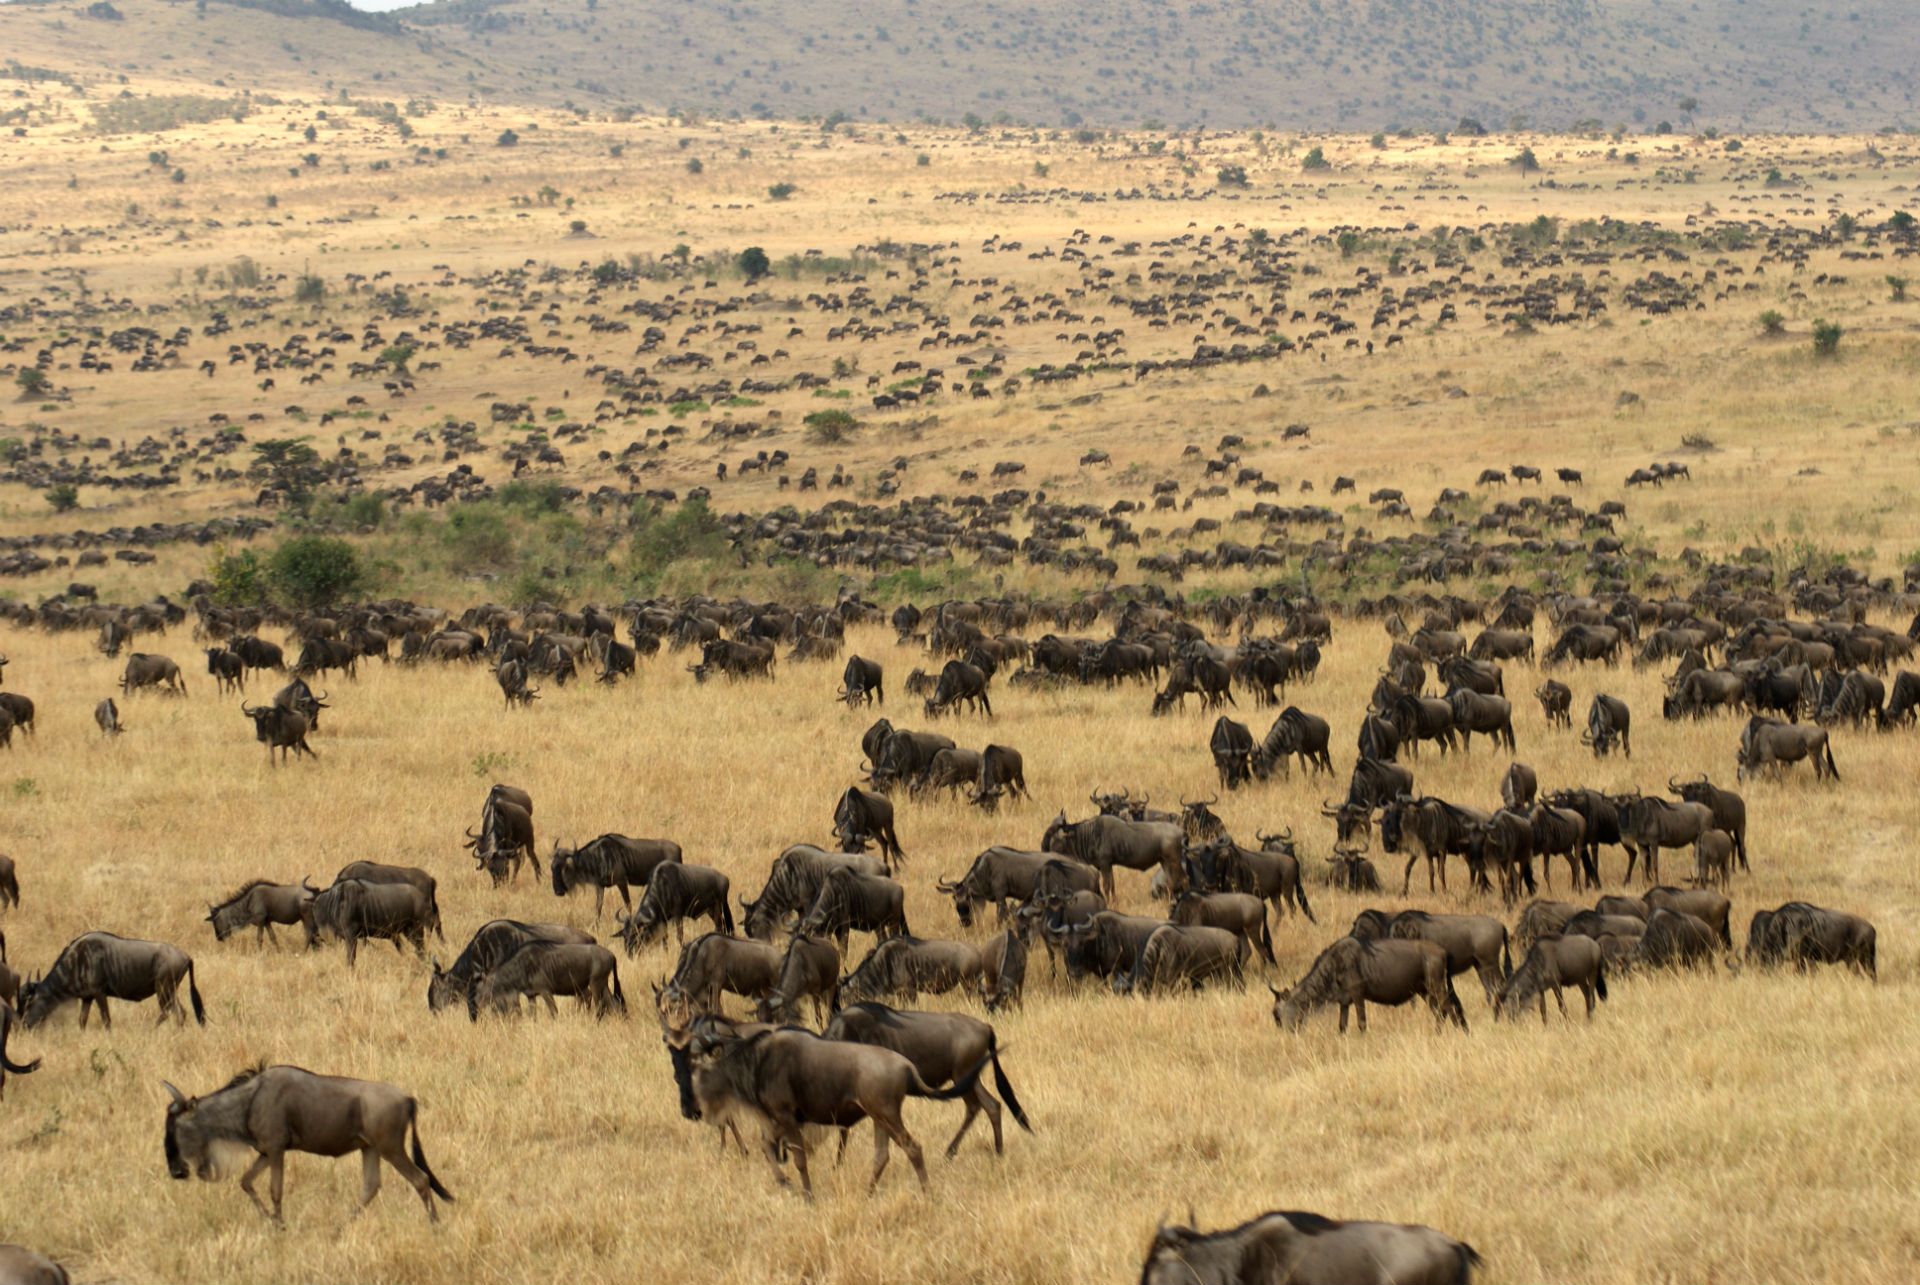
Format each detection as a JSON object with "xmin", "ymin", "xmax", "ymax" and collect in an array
[
  {"xmin": 972, "ymin": 743, "xmax": 1029, "ymax": 810},
  {"xmin": 1645, "ymin": 887, "xmax": 1731, "ymax": 946},
  {"xmin": 911, "ymin": 746, "xmax": 984, "ymax": 801},
  {"xmin": 615, "ymin": 862, "xmax": 734, "ymax": 953},
  {"xmin": 272, "ymin": 677, "xmax": 329, "ymax": 729},
  {"xmin": 1630, "ymin": 908, "xmax": 1720, "ymax": 971},
  {"xmin": 469, "ymin": 941, "xmax": 626, "ymax": 1018},
  {"xmin": 1529, "ymin": 803, "xmax": 1590, "ymax": 891},
  {"xmin": 1170, "ymin": 891, "xmax": 1274, "ymax": 965},
  {"xmin": 18, "ymin": 932, "xmax": 205, "ymax": 1028},
  {"xmin": 1745, "ymin": 902, "xmax": 1875, "ymax": 977},
  {"xmin": 677, "ymin": 1025, "xmax": 988, "ymax": 1194},
  {"xmin": 838, "ymin": 655, "xmax": 884, "ymax": 706},
  {"xmin": 1192, "ymin": 833, "xmax": 1316, "ymax": 923},
  {"xmin": 550, "ymin": 834, "xmax": 682, "ymax": 919},
  {"xmin": 1668, "ymin": 775, "xmax": 1748, "ymax": 871},
  {"xmin": 822, "ymin": 1002, "xmax": 1031, "ymax": 1156},
  {"xmin": 1736, "ymin": 715, "xmax": 1839, "ymax": 782},
  {"xmin": 205, "ymin": 647, "xmax": 245, "ymax": 695},
  {"xmin": 1380, "ymin": 796, "xmax": 1487, "ymax": 895},
  {"xmin": 1270, "ymin": 936, "xmax": 1466, "ymax": 1033},
  {"xmin": 1582, "ymin": 693, "xmax": 1631, "ymax": 757},
  {"xmin": 833, "ymin": 787, "xmax": 905, "ymax": 871},
  {"xmin": 120, "ymin": 653, "xmax": 185, "ymax": 696},
  {"xmin": 0, "ymin": 853, "xmax": 16, "ymax": 909},
  {"xmin": 1042, "ymin": 810, "xmax": 1184, "ymax": 898},
  {"xmin": 325, "ymin": 861, "xmax": 441, "ymax": 930},
  {"xmin": 759, "ymin": 933, "xmax": 841, "ymax": 1025},
  {"xmin": 1616, "ymin": 795, "xmax": 1715, "ymax": 884},
  {"xmin": 1494, "ymin": 934, "xmax": 1607, "ymax": 1023},
  {"xmin": 1113, "ymin": 924, "xmax": 1247, "ymax": 996},
  {"xmin": 865, "ymin": 721, "xmax": 956, "ymax": 792},
  {"xmin": 465, "ymin": 785, "xmax": 538, "ymax": 884},
  {"xmin": 1388, "ymin": 692, "xmax": 1456, "ymax": 757},
  {"xmin": 240, "ymin": 702, "xmax": 314, "ymax": 765},
  {"xmin": 1500, "ymin": 762, "xmax": 1538, "ymax": 810},
  {"xmin": 1446, "ymin": 688, "xmax": 1515, "ymax": 752},
  {"xmin": 1208, "ymin": 716, "xmax": 1256, "ymax": 789},
  {"xmin": 1353, "ymin": 909, "xmax": 1510, "ymax": 1005},
  {"xmin": 1140, "ymin": 1210, "xmax": 1482, "ymax": 1285},
  {"xmin": 1049, "ymin": 909, "xmax": 1167, "ymax": 984},
  {"xmin": 797, "ymin": 867, "xmax": 910, "ymax": 948},
  {"xmin": 739, "ymin": 845, "xmax": 887, "ymax": 939},
  {"xmin": 163, "ymin": 1065, "xmax": 453, "ymax": 1223},
  {"xmin": 1255, "ymin": 706, "xmax": 1333, "ymax": 777},
  {"xmin": 0, "ymin": 1245, "xmax": 64, "ymax": 1285},
  {"xmin": 661, "ymin": 933, "xmax": 784, "ymax": 1015},
  {"xmin": 1664, "ymin": 668, "xmax": 1746, "ymax": 720},
  {"xmin": 836, "ymin": 935, "xmax": 985, "ymax": 1006},
  {"xmin": 94, "ymin": 697, "xmax": 123, "ymax": 736},
  {"xmin": 207, "ymin": 879, "xmax": 316, "ymax": 947},
  {"xmin": 1535, "ymin": 678, "xmax": 1572, "ymax": 728},
  {"xmin": 303, "ymin": 880, "xmax": 437, "ymax": 968},
  {"xmin": 938, "ymin": 847, "xmax": 1054, "ymax": 928},
  {"xmin": 428, "ymin": 920, "xmax": 595, "ymax": 1013},
  {"xmin": 924, "ymin": 658, "xmax": 991, "ymax": 718}
]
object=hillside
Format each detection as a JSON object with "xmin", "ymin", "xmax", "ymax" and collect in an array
[{"xmin": 2, "ymin": 0, "xmax": 1916, "ymax": 130}]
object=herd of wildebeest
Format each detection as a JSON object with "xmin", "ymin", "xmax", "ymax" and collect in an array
[{"xmin": 0, "ymin": 463, "xmax": 1906, "ymax": 1284}]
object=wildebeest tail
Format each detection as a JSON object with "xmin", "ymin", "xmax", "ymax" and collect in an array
[
  {"xmin": 1452, "ymin": 1242, "xmax": 1485, "ymax": 1284},
  {"xmin": 908, "ymin": 1052, "xmax": 992, "ymax": 1103},
  {"xmin": 1501, "ymin": 928, "xmax": 1512, "ymax": 980},
  {"xmin": 988, "ymin": 1034, "xmax": 1033, "ymax": 1133},
  {"xmin": 408, "ymin": 1102, "xmax": 455, "ymax": 1202},
  {"xmin": 1822, "ymin": 740, "xmax": 1839, "ymax": 781},
  {"xmin": 187, "ymin": 961, "xmax": 206, "ymax": 1026},
  {"xmin": 1294, "ymin": 875, "xmax": 1315, "ymax": 924},
  {"xmin": 609, "ymin": 960, "xmax": 627, "ymax": 1014},
  {"xmin": 720, "ymin": 898, "xmax": 735, "ymax": 936},
  {"xmin": 1594, "ymin": 958, "xmax": 1609, "ymax": 1003}
]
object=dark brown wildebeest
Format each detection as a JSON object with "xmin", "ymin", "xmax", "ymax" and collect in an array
[
  {"xmin": 616, "ymin": 863, "xmax": 734, "ymax": 953},
  {"xmin": 1691, "ymin": 831, "xmax": 1735, "ymax": 889},
  {"xmin": 1325, "ymin": 845, "xmax": 1382, "ymax": 893},
  {"xmin": 798, "ymin": 867, "xmax": 909, "ymax": 949},
  {"xmin": 0, "ymin": 853, "xmax": 16, "ymax": 909},
  {"xmin": 1352, "ymin": 909, "xmax": 1510, "ymax": 1006},
  {"xmin": 910, "ymin": 747, "xmax": 984, "ymax": 801},
  {"xmin": 1646, "ymin": 887, "xmax": 1731, "ymax": 945},
  {"xmin": 18, "ymin": 932, "xmax": 205, "ymax": 1029},
  {"xmin": 1049, "ymin": 909, "xmax": 1167, "ymax": 984},
  {"xmin": 1255, "ymin": 706, "xmax": 1334, "ymax": 778},
  {"xmin": 759, "ymin": 934, "xmax": 841, "ymax": 1026},
  {"xmin": 1207, "ymin": 716, "xmax": 1256, "ymax": 789},
  {"xmin": 662, "ymin": 932, "xmax": 784, "ymax": 1015},
  {"xmin": 240, "ymin": 702, "xmax": 315, "ymax": 765},
  {"xmin": 924, "ymin": 658, "xmax": 992, "ymax": 719},
  {"xmin": 740, "ymin": 845, "xmax": 886, "ymax": 939},
  {"xmin": 1529, "ymin": 804, "xmax": 1589, "ymax": 891},
  {"xmin": 94, "ymin": 697, "xmax": 124, "ymax": 736},
  {"xmin": 0, "ymin": 1244, "xmax": 65, "ymax": 1285},
  {"xmin": 466, "ymin": 786, "xmax": 538, "ymax": 884},
  {"xmin": 1501, "ymin": 762, "xmax": 1538, "ymax": 810},
  {"xmin": 1736, "ymin": 715, "xmax": 1839, "ymax": 782},
  {"xmin": 120, "ymin": 653, "xmax": 185, "ymax": 696},
  {"xmin": 978, "ymin": 927, "xmax": 1026, "ymax": 1011},
  {"xmin": 838, "ymin": 655, "xmax": 884, "ymax": 706},
  {"xmin": 681, "ymin": 1026, "xmax": 988, "ymax": 1194},
  {"xmin": 1617, "ymin": 796, "xmax": 1715, "ymax": 884},
  {"xmin": 1041, "ymin": 810, "xmax": 1184, "ymax": 898},
  {"xmin": 823, "ymin": 1002, "xmax": 1031, "ymax": 1157},
  {"xmin": 1270, "ymin": 936, "xmax": 1466, "ymax": 1033},
  {"xmin": 1113, "ymin": 924, "xmax": 1248, "ymax": 996},
  {"xmin": 550, "ymin": 834, "xmax": 682, "ymax": 919},
  {"xmin": 1535, "ymin": 678, "xmax": 1572, "ymax": 728},
  {"xmin": 164, "ymin": 1065, "xmax": 453, "ymax": 1224},
  {"xmin": 1140, "ymin": 1210, "xmax": 1482, "ymax": 1285},
  {"xmin": 207, "ymin": 879, "xmax": 316, "ymax": 947},
  {"xmin": 1669, "ymin": 775, "xmax": 1748, "ymax": 871},
  {"xmin": 0, "ymin": 693, "xmax": 35, "ymax": 739},
  {"xmin": 833, "ymin": 786, "xmax": 905, "ymax": 871},
  {"xmin": 428, "ymin": 920, "xmax": 595, "ymax": 1013},
  {"xmin": 938, "ymin": 847, "xmax": 1054, "ymax": 928},
  {"xmin": 327, "ymin": 862, "xmax": 441, "ymax": 933},
  {"xmin": 272, "ymin": 677, "xmax": 329, "ymax": 729},
  {"xmin": 1514, "ymin": 899, "xmax": 1581, "ymax": 956},
  {"xmin": 0, "ymin": 1000, "xmax": 41, "ymax": 1098},
  {"xmin": 1559, "ymin": 910, "xmax": 1647, "ymax": 946},
  {"xmin": 1380, "ymin": 797, "xmax": 1488, "ymax": 896},
  {"xmin": 972, "ymin": 743, "xmax": 1028, "ymax": 810},
  {"xmin": 469, "ymin": 941, "xmax": 625, "ymax": 1018},
  {"xmin": 1630, "ymin": 909, "xmax": 1720, "ymax": 972},
  {"xmin": 1388, "ymin": 692, "xmax": 1456, "ymax": 757},
  {"xmin": 836, "ymin": 935, "xmax": 984, "ymax": 1006},
  {"xmin": 1664, "ymin": 668, "xmax": 1746, "ymax": 720},
  {"xmin": 1496, "ymin": 934, "xmax": 1606, "ymax": 1024},
  {"xmin": 1582, "ymin": 693, "xmax": 1631, "ymax": 758},
  {"xmin": 1745, "ymin": 902, "xmax": 1875, "ymax": 977},
  {"xmin": 1192, "ymin": 833, "xmax": 1316, "ymax": 924},
  {"xmin": 1171, "ymin": 891, "xmax": 1275, "ymax": 966},
  {"xmin": 1446, "ymin": 688, "xmax": 1515, "ymax": 752},
  {"xmin": 303, "ymin": 880, "xmax": 436, "ymax": 968},
  {"xmin": 205, "ymin": 648, "xmax": 245, "ymax": 695}
]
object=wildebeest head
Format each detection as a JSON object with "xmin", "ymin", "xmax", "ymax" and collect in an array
[
  {"xmin": 1179, "ymin": 796, "xmax": 1224, "ymax": 843},
  {"xmin": 162, "ymin": 1079, "xmax": 218, "ymax": 1181},
  {"xmin": 549, "ymin": 842, "xmax": 579, "ymax": 895}
]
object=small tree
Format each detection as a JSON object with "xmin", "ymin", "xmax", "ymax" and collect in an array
[
  {"xmin": 1892, "ymin": 211, "xmax": 1916, "ymax": 241},
  {"xmin": 14, "ymin": 367, "xmax": 50, "ymax": 399},
  {"xmin": 293, "ymin": 271, "xmax": 326, "ymax": 304},
  {"xmin": 1678, "ymin": 96, "xmax": 1699, "ymax": 125},
  {"xmin": 1811, "ymin": 319, "xmax": 1843, "ymax": 357},
  {"xmin": 1336, "ymin": 231, "xmax": 1361, "ymax": 258},
  {"xmin": 267, "ymin": 535, "xmax": 367, "ymax": 610},
  {"xmin": 379, "ymin": 343, "xmax": 415, "ymax": 373},
  {"xmin": 496, "ymin": 128, "xmax": 519, "ymax": 147},
  {"xmin": 767, "ymin": 182, "xmax": 796, "ymax": 201},
  {"xmin": 1300, "ymin": 146, "xmax": 1329, "ymax": 171},
  {"xmin": 1511, "ymin": 147, "xmax": 1540, "ymax": 174},
  {"xmin": 44, "ymin": 483, "xmax": 79, "ymax": 513},
  {"xmin": 1369, "ymin": 132, "xmax": 1386, "ymax": 149},
  {"xmin": 1216, "ymin": 163, "xmax": 1250, "ymax": 187},
  {"xmin": 737, "ymin": 246, "xmax": 771, "ymax": 281},
  {"xmin": 1832, "ymin": 212, "xmax": 1857, "ymax": 240},
  {"xmin": 1758, "ymin": 309, "xmax": 1786, "ymax": 336},
  {"xmin": 804, "ymin": 409, "xmax": 857, "ymax": 443},
  {"xmin": 1889, "ymin": 275, "xmax": 1910, "ymax": 303},
  {"xmin": 685, "ymin": 156, "xmax": 703, "ymax": 174}
]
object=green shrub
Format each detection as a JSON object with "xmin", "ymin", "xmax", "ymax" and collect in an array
[
  {"xmin": 44, "ymin": 483, "xmax": 79, "ymax": 513},
  {"xmin": 804, "ymin": 409, "xmax": 857, "ymax": 443},
  {"xmin": 630, "ymin": 496, "xmax": 727, "ymax": 580},
  {"xmin": 1216, "ymin": 163, "xmax": 1250, "ymax": 187},
  {"xmin": 293, "ymin": 272, "xmax": 326, "ymax": 304},
  {"xmin": 209, "ymin": 547, "xmax": 268, "ymax": 605},
  {"xmin": 1758, "ymin": 309, "xmax": 1786, "ymax": 335},
  {"xmin": 441, "ymin": 504, "xmax": 514, "ymax": 569},
  {"xmin": 737, "ymin": 246, "xmax": 770, "ymax": 280},
  {"xmin": 267, "ymin": 535, "xmax": 366, "ymax": 609},
  {"xmin": 1811, "ymin": 319, "xmax": 1843, "ymax": 357},
  {"xmin": 1300, "ymin": 147, "xmax": 1329, "ymax": 171},
  {"xmin": 767, "ymin": 182, "xmax": 796, "ymax": 201},
  {"xmin": 14, "ymin": 367, "xmax": 50, "ymax": 398}
]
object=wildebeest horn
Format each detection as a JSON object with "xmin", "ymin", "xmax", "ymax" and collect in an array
[
  {"xmin": 313, "ymin": 691, "xmax": 329, "ymax": 705},
  {"xmin": 1267, "ymin": 984, "xmax": 1284, "ymax": 999},
  {"xmin": 1278, "ymin": 825, "xmax": 1292, "ymax": 841},
  {"xmin": 936, "ymin": 878, "xmax": 957, "ymax": 891},
  {"xmin": 162, "ymin": 1080, "xmax": 187, "ymax": 1108}
]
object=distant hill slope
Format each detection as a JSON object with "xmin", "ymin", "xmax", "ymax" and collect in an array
[{"xmin": 6, "ymin": 0, "xmax": 1916, "ymax": 131}]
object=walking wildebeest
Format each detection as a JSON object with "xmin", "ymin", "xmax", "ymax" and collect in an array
[
  {"xmin": 240, "ymin": 702, "xmax": 315, "ymax": 765},
  {"xmin": 797, "ymin": 867, "xmax": 910, "ymax": 949},
  {"xmin": 428, "ymin": 920, "xmax": 596, "ymax": 1013},
  {"xmin": 1535, "ymin": 678, "xmax": 1572, "ymax": 728},
  {"xmin": 1270, "ymin": 937, "xmax": 1466, "ymax": 1033},
  {"xmin": 1616, "ymin": 796, "xmax": 1715, "ymax": 884},
  {"xmin": 1494, "ymin": 934, "xmax": 1608, "ymax": 1023},
  {"xmin": 1736, "ymin": 716, "xmax": 1839, "ymax": 782},
  {"xmin": 1170, "ymin": 891, "xmax": 1275, "ymax": 966},
  {"xmin": 972, "ymin": 743, "xmax": 1029, "ymax": 810},
  {"xmin": 207, "ymin": 879, "xmax": 316, "ymax": 947},
  {"xmin": 1352, "ymin": 909, "xmax": 1510, "ymax": 1006},
  {"xmin": 739, "ymin": 846, "xmax": 887, "ymax": 939},
  {"xmin": 661, "ymin": 932, "xmax": 785, "ymax": 1016},
  {"xmin": 94, "ymin": 697, "xmax": 124, "ymax": 736},
  {"xmin": 163, "ymin": 1065, "xmax": 453, "ymax": 1223},
  {"xmin": 469, "ymin": 941, "xmax": 626, "ymax": 1018},
  {"xmin": 120, "ymin": 653, "xmax": 185, "ymax": 696},
  {"xmin": 938, "ymin": 847, "xmax": 1054, "ymax": 928},
  {"xmin": 550, "ymin": 834, "xmax": 682, "ymax": 919},
  {"xmin": 616, "ymin": 862, "xmax": 734, "ymax": 952},
  {"xmin": 1255, "ymin": 706, "xmax": 1334, "ymax": 778},
  {"xmin": 823, "ymin": 1002, "xmax": 1031, "ymax": 1157},
  {"xmin": 302, "ymin": 879, "xmax": 436, "ymax": 967},
  {"xmin": 205, "ymin": 647, "xmax": 245, "ymax": 695},
  {"xmin": 1140, "ymin": 1209, "xmax": 1482, "ymax": 1285},
  {"xmin": 1042, "ymin": 810, "xmax": 1184, "ymax": 898},
  {"xmin": 836, "ymin": 935, "xmax": 985, "ymax": 1006},
  {"xmin": 1745, "ymin": 902, "xmax": 1875, "ymax": 977},
  {"xmin": 18, "ymin": 932, "xmax": 205, "ymax": 1028},
  {"xmin": 759, "ymin": 934, "xmax": 841, "ymax": 1025}
]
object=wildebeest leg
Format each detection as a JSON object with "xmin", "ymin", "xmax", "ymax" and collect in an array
[
  {"xmin": 1354, "ymin": 1000, "xmax": 1368, "ymax": 1033},
  {"xmin": 541, "ymin": 990, "xmax": 560, "ymax": 1018},
  {"xmin": 879, "ymin": 1113, "xmax": 927, "ymax": 1191},
  {"xmin": 96, "ymin": 998, "xmax": 111, "ymax": 1030},
  {"xmin": 345, "ymin": 933, "xmax": 359, "ymax": 969},
  {"xmin": 268, "ymin": 1151, "xmax": 288, "ymax": 1225},
  {"xmin": 1580, "ymin": 980, "xmax": 1596, "ymax": 1019},
  {"xmin": 1337, "ymin": 1003, "xmax": 1349, "ymax": 1033},
  {"xmin": 78, "ymin": 998, "xmax": 91, "ymax": 1029},
  {"xmin": 945, "ymin": 1091, "xmax": 984, "ymax": 1159},
  {"xmin": 1536, "ymin": 990, "xmax": 1549, "ymax": 1025},
  {"xmin": 238, "ymin": 1151, "xmax": 276, "ymax": 1221},
  {"xmin": 358, "ymin": 1148, "xmax": 383, "ymax": 1214},
  {"xmin": 1476, "ymin": 962, "xmax": 1501, "ymax": 1006},
  {"xmin": 1400, "ymin": 855, "xmax": 1420, "ymax": 897},
  {"xmin": 1551, "ymin": 980, "xmax": 1569, "ymax": 1020},
  {"xmin": 783, "ymin": 1126, "xmax": 813, "ymax": 1197}
]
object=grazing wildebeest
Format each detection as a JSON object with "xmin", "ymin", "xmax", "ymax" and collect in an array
[
  {"xmin": 1255, "ymin": 706, "xmax": 1333, "ymax": 778},
  {"xmin": 18, "ymin": 932, "xmax": 205, "ymax": 1028},
  {"xmin": 836, "ymin": 935, "xmax": 985, "ymax": 1006},
  {"xmin": 1646, "ymin": 887, "xmax": 1731, "ymax": 946},
  {"xmin": 1170, "ymin": 892, "xmax": 1274, "ymax": 966},
  {"xmin": 937, "ymin": 847, "xmax": 1053, "ymax": 928},
  {"xmin": 1669, "ymin": 775, "xmax": 1749, "ymax": 871},
  {"xmin": 326, "ymin": 861, "xmax": 440, "ymax": 931},
  {"xmin": 1193, "ymin": 833, "xmax": 1316, "ymax": 923},
  {"xmin": 608, "ymin": 854, "xmax": 728, "ymax": 948},
  {"xmin": 469, "ymin": 941, "xmax": 626, "ymax": 1018},
  {"xmin": 465, "ymin": 785, "xmax": 538, "ymax": 883},
  {"xmin": 120, "ymin": 653, "xmax": 185, "ymax": 696},
  {"xmin": 661, "ymin": 933, "xmax": 784, "ymax": 1016},
  {"xmin": 1270, "ymin": 937, "xmax": 1466, "ymax": 1033},
  {"xmin": 1736, "ymin": 716, "xmax": 1839, "ymax": 782},
  {"xmin": 0, "ymin": 1001, "xmax": 41, "ymax": 1098},
  {"xmin": 866, "ymin": 723, "xmax": 956, "ymax": 793},
  {"xmin": 1535, "ymin": 679, "xmax": 1572, "ymax": 728},
  {"xmin": 1140, "ymin": 1210, "xmax": 1482, "ymax": 1285},
  {"xmin": 272, "ymin": 677, "xmax": 329, "ymax": 729},
  {"xmin": 1582, "ymin": 693, "xmax": 1631, "ymax": 757},
  {"xmin": 978, "ymin": 927, "xmax": 1027, "ymax": 1011},
  {"xmin": 924, "ymin": 658, "xmax": 991, "ymax": 718},
  {"xmin": 1495, "ymin": 934, "xmax": 1608, "ymax": 1023},
  {"xmin": 207, "ymin": 879, "xmax": 316, "ymax": 947},
  {"xmin": 1208, "ymin": 716, "xmax": 1256, "ymax": 789},
  {"xmin": 550, "ymin": 834, "xmax": 682, "ymax": 919},
  {"xmin": 1664, "ymin": 668, "xmax": 1747, "ymax": 721},
  {"xmin": 1745, "ymin": 902, "xmax": 1875, "ymax": 977},
  {"xmin": 1630, "ymin": 909, "xmax": 1720, "ymax": 971},
  {"xmin": 1617, "ymin": 796, "xmax": 1715, "ymax": 884},
  {"xmin": 838, "ymin": 655, "xmax": 884, "ymax": 706},
  {"xmin": 833, "ymin": 787, "xmax": 905, "ymax": 871},
  {"xmin": 912, "ymin": 746, "xmax": 985, "ymax": 801},
  {"xmin": 1500, "ymin": 762, "xmax": 1538, "ymax": 810},
  {"xmin": 1042, "ymin": 810, "xmax": 1184, "ymax": 898},
  {"xmin": 240, "ymin": 702, "xmax": 315, "ymax": 765},
  {"xmin": 163, "ymin": 1066, "xmax": 453, "ymax": 1224},
  {"xmin": 972, "ymin": 743, "xmax": 1029, "ymax": 810},
  {"xmin": 1354, "ymin": 909, "xmax": 1510, "ymax": 1005},
  {"xmin": 94, "ymin": 697, "xmax": 124, "ymax": 736},
  {"xmin": 797, "ymin": 867, "xmax": 910, "ymax": 949},
  {"xmin": 1513, "ymin": 899, "xmax": 1581, "ymax": 956},
  {"xmin": 759, "ymin": 934, "xmax": 841, "ymax": 1025},
  {"xmin": 1048, "ymin": 909, "xmax": 1167, "ymax": 984},
  {"xmin": 1112, "ymin": 924, "xmax": 1247, "ymax": 996},
  {"xmin": 823, "ymin": 1002, "xmax": 1031, "ymax": 1157},
  {"xmin": 739, "ymin": 846, "xmax": 886, "ymax": 940},
  {"xmin": 230, "ymin": 635, "xmax": 286, "ymax": 674},
  {"xmin": 205, "ymin": 647, "xmax": 246, "ymax": 695},
  {"xmin": 1380, "ymin": 796, "xmax": 1487, "ymax": 895},
  {"xmin": 0, "ymin": 1245, "xmax": 64, "ymax": 1285},
  {"xmin": 303, "ymin": 880, "xmax": 436, "ymax": 968},
  {"xmin": 1356, "ymin": 712, "xmax": 1400, "ymax": 762},
  {"xmin": 1389, "ymin": 692, "xmax": 1457, "ymax": 757},
  {"xmin": 680, "ymin": 1026, "xmax": 988, "ymax": 1194},
  {"xmin": 1445, "ymin": 686, "xmax": 1515, "ymax": 753},
  {"xmin": 428, "ymin": 920, "xmax": 595, "ymax": 1013}
]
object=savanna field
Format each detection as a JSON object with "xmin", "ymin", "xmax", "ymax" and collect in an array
[{"xmin": 3, "ymin": 5, "xmax": 1920, "ymax": 1278}]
